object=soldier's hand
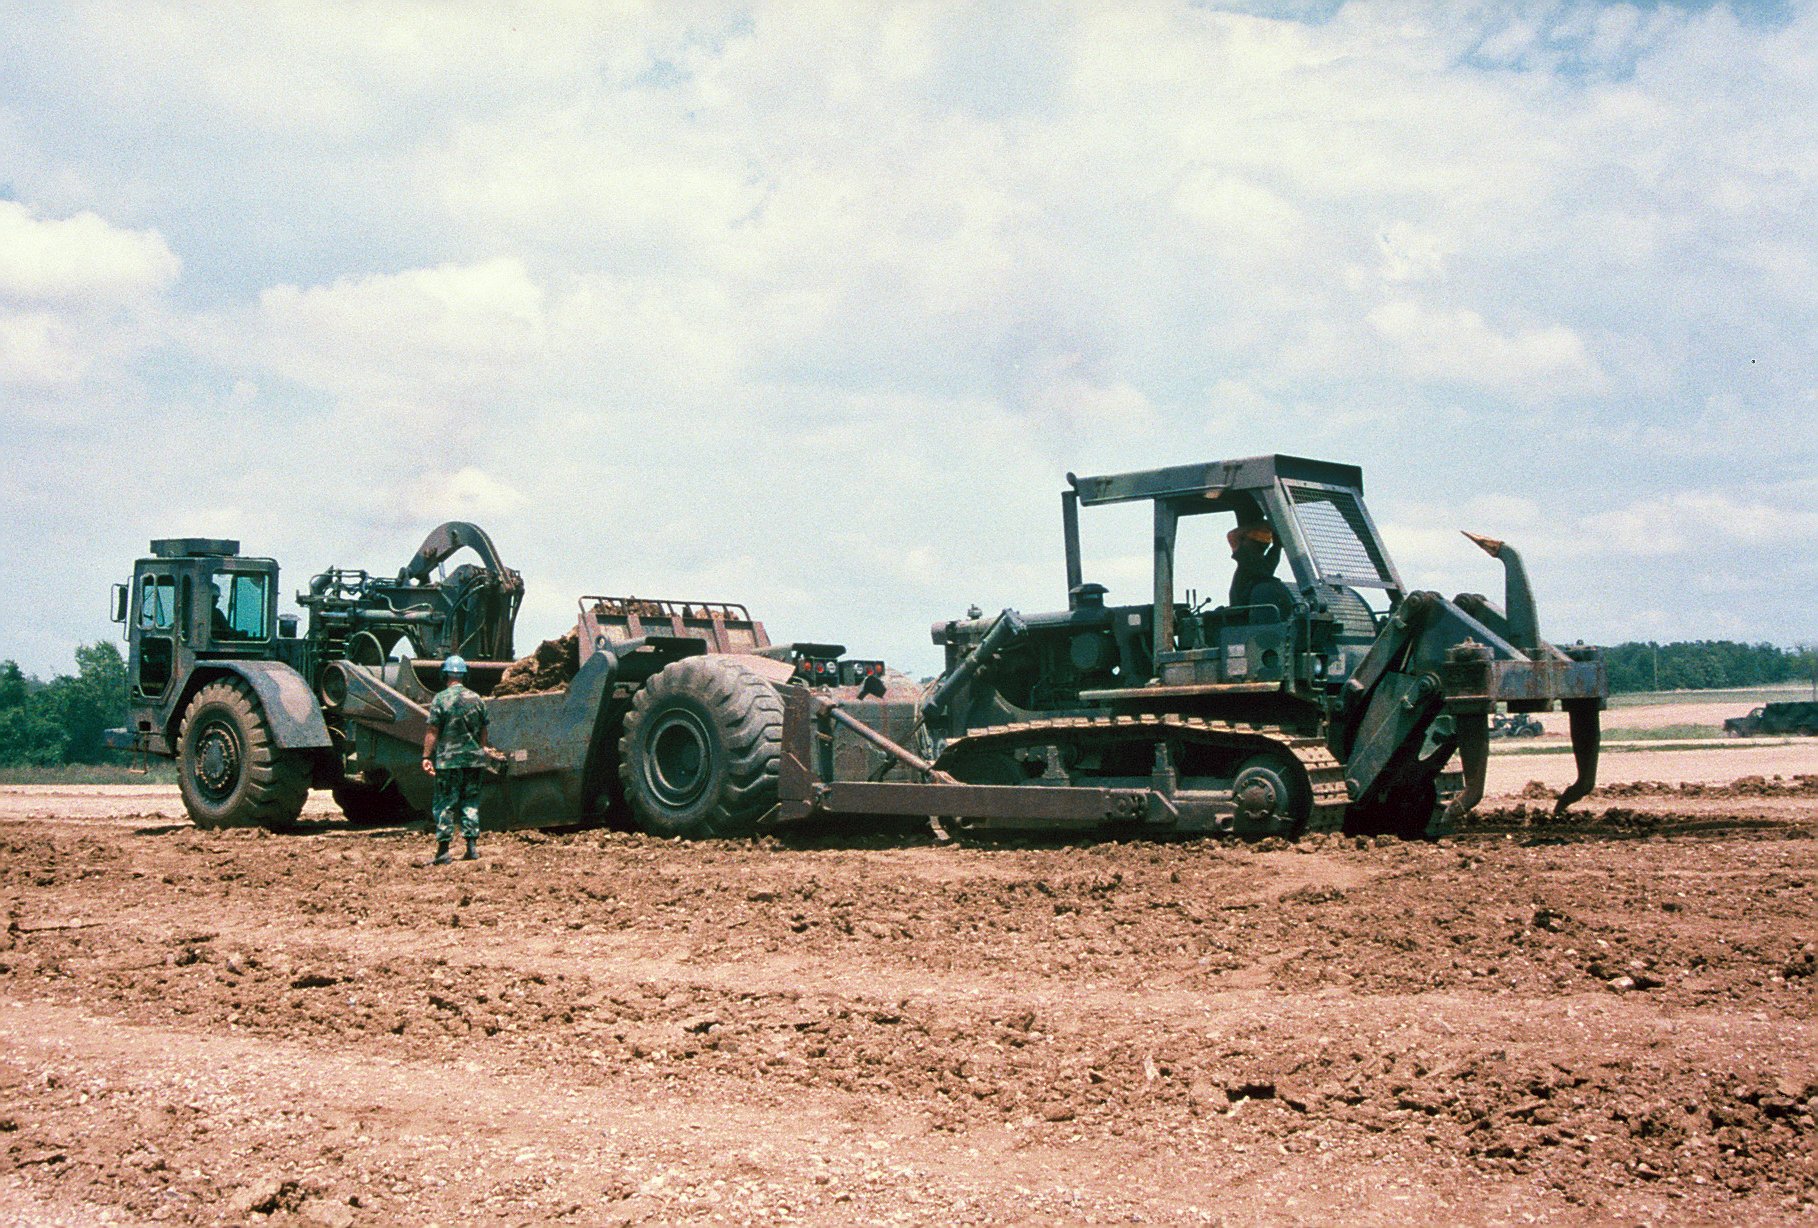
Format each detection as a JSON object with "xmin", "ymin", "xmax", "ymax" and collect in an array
[{"xmin": 421, "ymin": 757, "xmax": 436, "ymax": 777}]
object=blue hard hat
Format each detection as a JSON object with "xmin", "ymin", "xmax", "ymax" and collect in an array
[{"xmin": 442, "ymin": 654, "xmax": 468, "ymax": 675}]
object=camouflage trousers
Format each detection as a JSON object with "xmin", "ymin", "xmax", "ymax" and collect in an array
[{"xmin": 432, "ymin": 767, "xmax": 484, "ymax": 841}]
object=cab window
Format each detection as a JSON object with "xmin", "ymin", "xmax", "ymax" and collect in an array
[
  {"xmin": 138, "ymin": 575, "xmax": 175, "ymax": 630},
  {"xmin": 211, "ymin": 572, "xmax": 271, "ymax": 641}
]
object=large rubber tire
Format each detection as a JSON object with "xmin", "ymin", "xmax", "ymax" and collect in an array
[
  {"xmin": 619, "ymin": 657, "xmax": 784, "ymax": 839},
  {"xmin": 177, "ymin": 679, "xmax": 311, "ymax": 830}
]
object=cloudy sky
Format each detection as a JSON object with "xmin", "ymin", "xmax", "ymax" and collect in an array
[{"xmin": 2, "ymin": 0, "xmax": 1813, "ymax": 679}]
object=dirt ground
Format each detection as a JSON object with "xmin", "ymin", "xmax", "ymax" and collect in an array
[
  {"xmin": 1484, "ymin": 741, "xmax": 1818, "ymax": 795},
  {"xmin": 3, "ymin": 739, "xmax": 1816, "ymax": 1225},
  {"xmin": 1600, "ymin": 698, "xmax": 1792, "ymax": 733}
]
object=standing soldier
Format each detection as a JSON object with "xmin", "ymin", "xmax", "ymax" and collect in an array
[{"xmin": 421, "ymin": 655, "xmax": 494, "ymax": 864}]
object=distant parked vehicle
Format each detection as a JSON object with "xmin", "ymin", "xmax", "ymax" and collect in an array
[
  {"xmin": 1489, "ymin": 712, "xmax": 1545, "ymax": 739},
  {"xmin": 1723, "ymin": 702, "xmax": 1818, "ymax": 738}
]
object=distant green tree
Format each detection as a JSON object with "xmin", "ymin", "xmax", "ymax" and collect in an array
[
  {"xmin": 0, "ymin": 660, "xmax": 27, "ymax": 709},
  {"xmin": 38, "ymin": 642, "xmax": 128, "ymax": 763},
  {"xmin": 1790, "ymin": 644, "xmax": 1818, "ymax": 699},
  {"xmin": 1600, "ymin": 640, "xmax": 1811, "ymax": 694},
  {"xmin": 1602, "ymin": 643, "xmax": 1655, "ymax": 693},
  {"xmin": 0, "ymin": 659, "xmax": 64, "ymax": 766},
  {"xmin": 0, "ymin": 643, "xmax": 129, "ymax": 766}
]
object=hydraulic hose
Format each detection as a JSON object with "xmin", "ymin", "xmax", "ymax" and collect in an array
[{"xmin": 923, "ymin": 609, "xmax": 1027, "ymax": 720}]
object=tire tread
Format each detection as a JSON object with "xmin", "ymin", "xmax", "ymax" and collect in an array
[
  {"xmin": 178, "ymin": 679, "xmax": 310, "ymax": 830},
  {"xmin": 619, "ymin": 657, "xmax": 783, "ymax": 839}
]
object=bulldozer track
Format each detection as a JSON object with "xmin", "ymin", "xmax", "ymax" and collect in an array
[{"xmin": 935, "ymin": 714, "xmax": 1349, "ymax": 834}]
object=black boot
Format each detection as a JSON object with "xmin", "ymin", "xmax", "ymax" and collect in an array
[
  {"xmin": 433, "ymin": 839, "xmax": 452, "ymax": 865},
  {"xmin": 463, "ymin": 837, "xmax": 479, "ymax": 861}
]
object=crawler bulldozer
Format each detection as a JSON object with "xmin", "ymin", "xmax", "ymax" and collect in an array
[{"xmin": 780, "ymin": 454, "xmax": 1604, "ymax": 838}]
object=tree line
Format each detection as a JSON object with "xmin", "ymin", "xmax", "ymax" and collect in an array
[
  {"xmin": 0, "ymin": 642, "xmax": 128, "ymax": 766},
  {"xmin": 1602, "ymin": 640, "xmax": 1818, "ymax": 695},
  {"xmin": 2, "ymin": 636, "xmax": 1815, "ymax": 767}
]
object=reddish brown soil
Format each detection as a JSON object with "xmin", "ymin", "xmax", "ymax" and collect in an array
[
  {"xmin": 492, "ymin": 630, "xmax": 581, "ymax": 698},
  {"xmin": 2, "ymin": 777, "xmax": 1815, "ymax": 1225}
]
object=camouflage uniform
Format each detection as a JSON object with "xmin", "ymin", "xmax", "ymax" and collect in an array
[{"xmin": 427, "ymin": 682, "xmax": 489, "ymax": 840}]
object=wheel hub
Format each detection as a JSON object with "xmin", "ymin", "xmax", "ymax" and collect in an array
[
  {"xmin": 645, "ymin": 711, "xmax": 711, "ymax": 807},
  {"xmin": 195, "ymin": 721, "xmax": 241, "ymax": 800},
  {"xmin": 1234, "ymin": 773, "xmax": 1286, "ymax": 819}
]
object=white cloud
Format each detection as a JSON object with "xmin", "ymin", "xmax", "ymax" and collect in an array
[
  {"xmin": 547, "ymin": 273, "xmax": 746, "ymax": 401},
  {"xmin": 1023, "ymin": 358, "xmax": 1156, "ymax": 435},
  {"xmin": 244, "ymin": 257, "xmax": 546, "ymax": 405},
  {"xmin": 1367, "ymin": 299, "xmax": 1605, "ymax": 396},
  {"xmin": 0, "ymin": 200, "xmax": 178, "ymax": 303},
  {"xmin": 1172, "ymin": 170, "xmax": 1307, "ymax": 266},
  {"xmin": 404, "ymin": 467, "xmax": 526, "ymax": 522},
  {"xmin": 0, "ymin": 202, "xmax": 178, "ymax": 393},
  {"xmin": 1375, "ymin": 222, "xmax": 1452, "ymax": 285},
  {"xmin": 1576, "ymin": 489, "xmax": 1818, "ymax": 558},
  {"xmin": 1462, "ymin": 493, "xmax": 1541, "ymax": 528},
  {"xmin": 0, "ymin": 311, "xmax": 83, "ymax": 386}
]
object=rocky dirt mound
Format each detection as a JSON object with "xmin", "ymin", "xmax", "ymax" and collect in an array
[
  {"xmin": 492, "ymin": 630, "xmax": 579, "ymax": 697},
  {"xmin": 1510, "ymin": 775, "xmax": 1818, "ymax": 805},
  {"xmin": 1599, "ymin": 774, "xmax": 1818, "ymax": 798},
  {"xmin": 1464, "ymin": 800, "xmax": 1817, "ymax": 840}
]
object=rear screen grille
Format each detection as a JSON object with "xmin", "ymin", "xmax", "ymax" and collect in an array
[
  {"xmin": 1285, "ymin": 483, "xmax": 1395, "ymax": 588},
  {"xmin": 1321, "ymin": 584, "xmax": 1382, "ymax": 640}
]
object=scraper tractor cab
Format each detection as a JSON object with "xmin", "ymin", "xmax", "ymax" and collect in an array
[{"xmin": 109, "ymin": 524, "xmax": 524, "ymax": 828}]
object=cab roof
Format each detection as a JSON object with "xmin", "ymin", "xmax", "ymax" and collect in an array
[
  {"xmin": 1068, "ymin": 454, "xmax": 1364, "ymax": 507},
  {"xmin": 150, "ymin": 538, "xmax": 241, "ymax": 559}
]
